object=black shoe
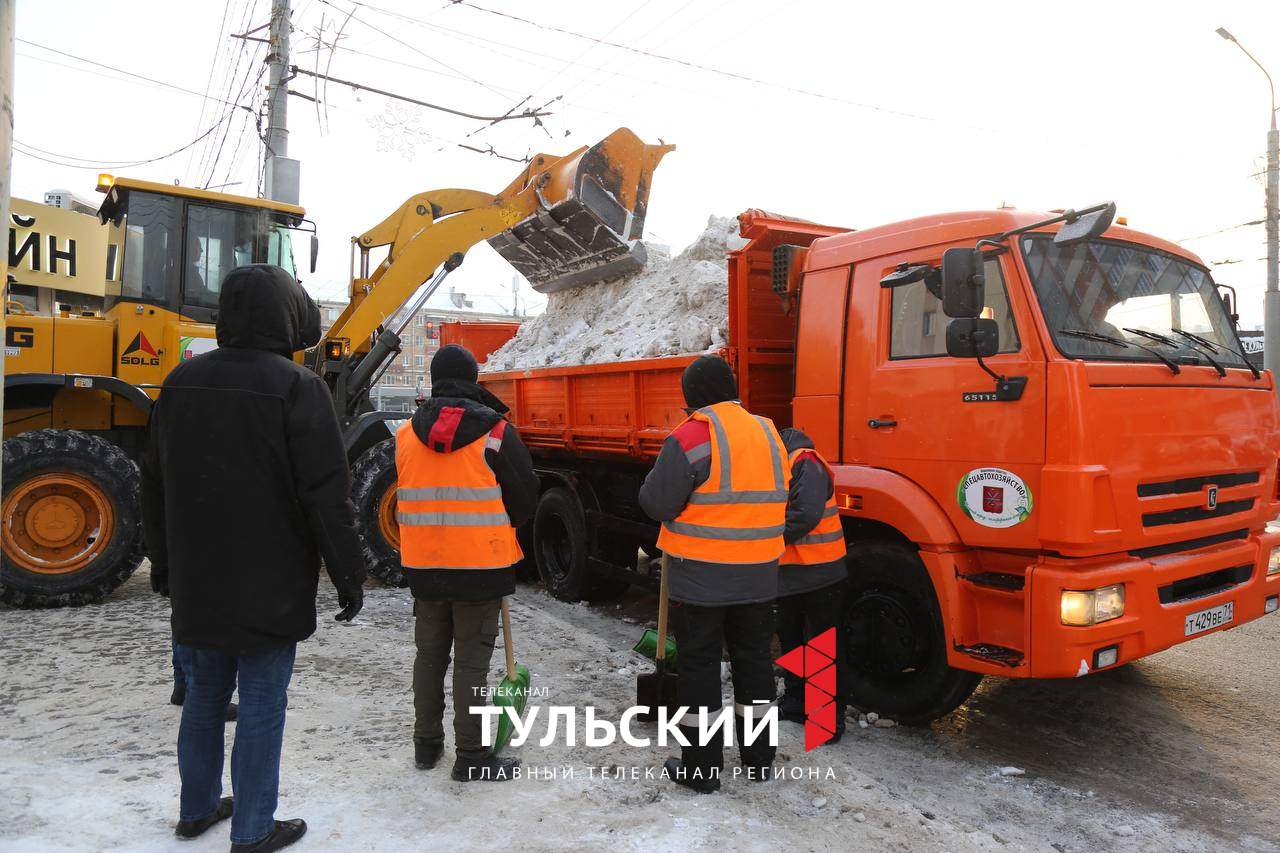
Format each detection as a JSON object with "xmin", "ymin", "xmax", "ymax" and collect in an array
[
  {"xmin": 415, "ymin": 737, "xmax": 444, "ymax": 770},
  {"xmin": 174, "ymin": 796, "xmax": 232, "ymax": 839},
  {"xmin": 778, "ymin": 692, "xmax": 805, "ymax": 723},
  {"xmin": 451, "ymin": 749, "xmax": 520, "ymax": 782},
  {"xmin": 230, "ymin": 819, "xmax": 307, "ymax": 852},
  {"xmin": 170, "ymin": 685, "xmax": 186, "ymax": 706},
  {"xmin": 225, "ymin": 702, "xmax": 238, "ymax": 723},
  {"xmin": 663, "ymin": 757, "xmax": 720, "ymax": 794}
]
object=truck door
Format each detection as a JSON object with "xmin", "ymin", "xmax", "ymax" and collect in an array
[{"xmin": 854, "ymin": 251, "xmax": 1047, "ymax": 547}]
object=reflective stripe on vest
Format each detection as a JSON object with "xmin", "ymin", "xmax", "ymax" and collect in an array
[
  {"xmin": 656, "ymin": 401, "xmax": 790, "ymax": 564},
  {"xmin": 395, "ymin": 418, "xmax": 522, "ymax": 571},
  {"xmin": 781, "ymin": 449, "xmax": 847, "ymax": 566}
]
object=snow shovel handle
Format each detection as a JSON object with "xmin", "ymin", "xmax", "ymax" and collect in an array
[
  {"xmin": 501, "ymin": 596, "xmax": 517, "ymax": 681},
  {"xmin": 655, "ymin": 553, "xmax": 670, "ymax": 663}
]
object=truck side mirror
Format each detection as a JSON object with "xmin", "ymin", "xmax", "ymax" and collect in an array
[
  {"xmin": 947, "ymin": 317, "xmax": 999, "ymax": 358},
  {"xmin": 941, "ymin": 248, "xmax": 985, "ymax": 317},
  {"xmin": 310, "ymin": 234, "xmax": 319, "ymax": 274}
]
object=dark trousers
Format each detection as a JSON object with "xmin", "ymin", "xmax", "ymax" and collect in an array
[
  {"xmin": 776, "ymin": 582, "xmax": 846, "ymax": 727},
  {"xmin": 413, "ymin": 598, "xmax": 501, "ymax": 753},
  {"xmin": 177, "ymin": 643, "xmax": 295, "ymax": 846},
  {"xmin": 670, "ymin": 600, "xmax": 776, "ymax": 777}
]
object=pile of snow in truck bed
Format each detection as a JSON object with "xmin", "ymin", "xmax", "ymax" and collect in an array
[{"xmin": 482, "ymin": 215, "xmax": 748, "ymax": 372}]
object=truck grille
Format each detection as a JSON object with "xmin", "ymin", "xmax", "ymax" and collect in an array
[
  {"xmin": 1137, "ymin": 471, "xmax": 1259, "ymax": 498},
  {"xmin": 1157, "ymin": 564, "xmax": 1252, "ymax": 605},
  {"xmin": 1137, "ymin": 470, "xmax": 1261, "ymax": 529}
]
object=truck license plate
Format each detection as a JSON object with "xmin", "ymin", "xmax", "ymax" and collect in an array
[{"xmin": 1184, "ymin": 601, "xmax": 1234, "ymax": 637}]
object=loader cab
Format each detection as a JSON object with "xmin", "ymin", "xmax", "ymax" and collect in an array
[{"xmin": 97, "ymin": 178, "xmax": 306, "ymax": 325}]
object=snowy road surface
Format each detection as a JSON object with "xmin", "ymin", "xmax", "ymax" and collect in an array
[{"xmin": 2, "ymin": 564, "xmax": 1277, "ymax": 852}]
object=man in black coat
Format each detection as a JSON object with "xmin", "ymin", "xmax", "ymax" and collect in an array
[{"xmin": 142, "ymin": 264, "xmax": 365, "ymax": 853}]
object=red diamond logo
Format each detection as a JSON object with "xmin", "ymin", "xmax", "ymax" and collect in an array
[{"xmin": 777, "ymin": 628, "xmax": 840, "ymax": 752}]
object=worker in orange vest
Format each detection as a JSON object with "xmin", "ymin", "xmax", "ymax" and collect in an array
[
  {"xmin": 639, "ymin": 355, "xmax": 790, "ymax": 793},
  {"xmin": 776, "ymin": 427, "xmax": 848, "ymax": 742},
  {"xmin": 396, "ymin": 345, "xmax": 539, "ymax": 782}
]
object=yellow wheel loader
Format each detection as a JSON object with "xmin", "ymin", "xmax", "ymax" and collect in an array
[{"xmin": 3, "ymin": 128, "xmax": 672, "ymax": 605}]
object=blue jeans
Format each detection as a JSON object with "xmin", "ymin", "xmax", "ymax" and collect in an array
[
  {"xmin": 177, "ymin": 643, "xmax": 296, "ymax": 846},
  {"xmin": 172, "ymin": 638, "xmax": 190, "ymax": 691}
]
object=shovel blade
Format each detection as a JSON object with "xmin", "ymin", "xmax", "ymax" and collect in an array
[
  {"xmin": 492, "ymin": 662, "xmax": 531, "ymax": 754},
  {"xmin": 636, "ymin": 662, "xmax": 679, "ymax": 723},
  {"xmin": 632, "ymin": 629, "xmax": 678, "ymax": 669}
]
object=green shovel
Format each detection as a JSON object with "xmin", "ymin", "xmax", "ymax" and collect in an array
[{"xmin": 492, "ymin": 597, "xmax": 530, "ymax": 754}]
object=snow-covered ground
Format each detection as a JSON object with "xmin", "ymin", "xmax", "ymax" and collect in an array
[
  {"xmin": 481, "ymin": 216, "xmax": 746, "ymax": 372},
  {"xmin": 1, "ymin": 565, "xmax": 1276, "ymax": 852}
]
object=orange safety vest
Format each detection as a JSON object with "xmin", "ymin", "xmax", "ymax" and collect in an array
[
  {"xmin": 395, "ymin": 419, "xmax": 522, "ymax": 571},
  {"xmin": 656, "ymin": 401, "xmax": 790, "ymax": 565},
  {"xmin": 780, "ymin": 448, "xmax": 847, "ymax": 566}
]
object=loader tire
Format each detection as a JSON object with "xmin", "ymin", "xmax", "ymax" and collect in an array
[
  {"xmin": 1, "ymin": 430, "xmax": 145, "ymax": 608},
  {"xmin": 351, "ymin": 439, "xmax": 406, "ymax": 588},
  {"xmin": 841, "ymin": 540, "xmax": 982, "ymax": 725}
]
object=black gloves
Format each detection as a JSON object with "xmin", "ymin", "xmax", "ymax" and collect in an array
[
  {"xmin": 335, "ymin": 584, "xmax": 364, "ymax": 622},
  {"xmin": 150, "ymin": 569, "xmax": 169, "ymax": 597}
]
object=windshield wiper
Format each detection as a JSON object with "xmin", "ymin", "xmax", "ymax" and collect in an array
[
  {"xmin": 1125, "ymin": 327, "xmax": 1226, "ymax": 377},
  {"xmin": 1171, "ymin": 327, "xmax": 1260, "ymax": 379},
  {"xmin": 1059, "ymin": 329, "xmax": 1181, "ymax": 375}
]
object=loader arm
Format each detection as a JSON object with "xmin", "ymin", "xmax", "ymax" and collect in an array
[{"xmin": 317, "ymin": 127, "xmax": 674, "ymax": 420}]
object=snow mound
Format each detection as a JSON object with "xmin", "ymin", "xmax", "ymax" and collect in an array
[{"xmin": 482, "ymin": 215, "xmax": 748, "ymax": 372}]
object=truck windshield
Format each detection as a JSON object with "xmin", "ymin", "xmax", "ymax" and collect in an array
[{"xmin": 1021, "ymin": 235, "xmax": 1248, "ymax": 369}]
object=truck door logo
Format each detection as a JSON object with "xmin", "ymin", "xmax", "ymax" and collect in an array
[
  {"xmin": 121, "ymin": 332, "xmax": 160, "ymax": 366},
  {"xmin": 958, "ymin": 468, "xmax": 1033, "ymax": 528},
  {"xmin": 1205, "ymin": 486, "xmax": 1218, "ymax": 511}
]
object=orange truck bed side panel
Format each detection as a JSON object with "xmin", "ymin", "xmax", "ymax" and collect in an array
[{"xmin": 439, "ymin": 322, "xmax": 520, "ymax": 364}]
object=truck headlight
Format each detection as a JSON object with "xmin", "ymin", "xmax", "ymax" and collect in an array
[
  {"xmin": 1268, "ymin": 545, "xmax": 1280, "ymax": 576},
  {"xmin": 1060, "ymin": 584, "xmax": 1125, "ymax": 626}
]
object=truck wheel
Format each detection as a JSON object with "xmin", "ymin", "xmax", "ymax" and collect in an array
[
  {"xmin": 841, "ymin": 541, "xmax": 982, "ymax": 725},
  {"xmin": 1, "ymin": 430, "xmax": 145, "ymax": 608},
  {"xmin": 533, "ymin": 487, "xmax": 591, "ymax": 601},
  {"xmin": 350, "ymin": 439, "xmax": 406, "ymax": 588}
]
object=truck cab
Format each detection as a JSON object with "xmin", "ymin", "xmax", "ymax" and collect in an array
[{"xmin": 791, "ymin": 208, "xmax": 1280, "ymax": 716}]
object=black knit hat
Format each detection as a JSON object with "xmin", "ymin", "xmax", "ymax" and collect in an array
[
  {"xmin": 430, "ymin": 344, "xmax": 479, "ymax": 383},
  {"xmin": 681, "ymin": 354, "xmax": 738, "ymax": 410}
]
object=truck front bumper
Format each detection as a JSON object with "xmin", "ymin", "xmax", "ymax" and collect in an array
[{"xmin": 1025, "ymin": 527, "xmax": 1280, "ymax": 678}]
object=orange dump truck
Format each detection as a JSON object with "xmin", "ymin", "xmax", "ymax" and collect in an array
[{"xmin": 448, "ymin": 207, "xmax": 1280, "ymax": 723}]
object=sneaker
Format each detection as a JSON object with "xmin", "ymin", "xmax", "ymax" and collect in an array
[
  {"xmin": 415, "ymin": 737, "xmax": 444, "ymax": 770},
  {"xmin": 230, "ymin": 819, "xmax": 307, "ymax": 852},
  {"xmin": 451, "ymin": 749, "xmax": 520, "ymax": 782},
  {"xmin": 174, "ymin": 796, "xmax": 232, "ymax": 839},
  {"xmin": 663, "ymin": 757, "xmax": 720, "ymax": 794}
]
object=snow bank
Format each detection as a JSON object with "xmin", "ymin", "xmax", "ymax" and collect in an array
[{"xmin": 482, "ymin": 216, "xmax": 748, "ymax": 372}]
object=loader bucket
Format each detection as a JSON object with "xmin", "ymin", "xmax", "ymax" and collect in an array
[{"xmin": 489, "ymin": 128, "xmax": 675, "ymax": 294}]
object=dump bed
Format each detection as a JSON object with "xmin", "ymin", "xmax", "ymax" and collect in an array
[{"xmin": 477, "ymin": 211, "xmax": 846, "ymax": 462}]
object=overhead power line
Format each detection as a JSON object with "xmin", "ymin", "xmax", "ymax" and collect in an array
[
  {"xmin": 287, "ymin": 65, "xmax": 554, "ymax": 122},
  {"xmin": 13, "ymin": 102, "xmax": 248, "ymax": 171},
  {"xmin": 16, "ymin": 39, "xmax": 250, "ymax": 110},
  {"xmin": 1179, "ymin": 220, "xmax": 1265, "ymax": 242},
  {"xmin": 450, "ymin": 1, "xmax": 943, "ymax": 124}
]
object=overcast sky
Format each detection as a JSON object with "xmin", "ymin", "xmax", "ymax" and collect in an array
[{"xmin": 11, "ymin": 0, "xmax": 1280, "ymax": 327}]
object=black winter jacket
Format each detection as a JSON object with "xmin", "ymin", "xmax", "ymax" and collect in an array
[
  {"xmin": 402, "ymin": 379, "xmax": 539, "ymax": 602},
  {"xmin": 141, "ymin": 265, "xmax": 365, "ymax": 654}
]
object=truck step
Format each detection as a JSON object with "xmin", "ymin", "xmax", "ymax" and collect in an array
[
  {"xmin": 954, "ymin": 643, "xmax": 1024, "ymax": 667},
  {"xmin": 958, "ymin": 571, "xmax": 1025, "ymax": 591}
]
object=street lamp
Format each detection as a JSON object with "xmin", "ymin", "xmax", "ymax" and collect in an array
[{"xmin": 1217, "ymin": 26, "xmax": 1279, "ymax": 385}]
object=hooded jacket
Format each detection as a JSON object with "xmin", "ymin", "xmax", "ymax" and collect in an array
[
  {"xmin": 778, "ymin": 428, "xmax": 848, "ymax": 597},
  {"xmin": 400, "ymin": 379, "xmax": 539, "ymax": 601},
  {"xmin": 141, "ymin": 265, "xmax": 365, "ymax": 654}
]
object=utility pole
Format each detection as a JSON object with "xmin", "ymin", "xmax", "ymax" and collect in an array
[
  {"xmin": 1217, "ymin": 27, "xmax": 1278, "ymax": 386},
  {"xmin": 263, "ymin": 0, "xmax": 299, "ymax": 204},
  {"xmin": 1, "ymin": 0, "xmax": 15, "ymax": 489}
]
